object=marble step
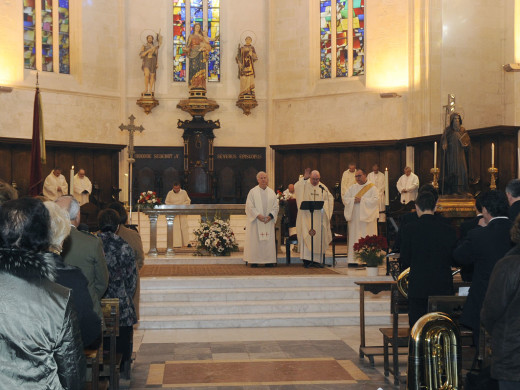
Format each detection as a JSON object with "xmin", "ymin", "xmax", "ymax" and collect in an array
[
  {"xmin": 139, "ymin": 286, "xmax": 364, "ymax": 302},
  {"xmin": 140, "ymin": 275, "xmax": 389, "ymax": 290},
  {"xmin": 138, "ymin": 311, "xmax": 391, "ymax": 329},
  {"xmin": 140, "ymin": 298, "xmax": 389, "ymax": 316}
]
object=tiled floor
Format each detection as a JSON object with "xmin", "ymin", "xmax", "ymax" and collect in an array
[{"xmin": 124, "ymin": 325, "xmax": 407, "ymax": 389}]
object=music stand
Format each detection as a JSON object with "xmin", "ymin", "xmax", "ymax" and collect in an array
[{"xmin": 300, "ymin": 200, "xmax": 324, "ymax": 267}]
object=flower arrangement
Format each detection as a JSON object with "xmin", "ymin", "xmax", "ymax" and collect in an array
[
  {"xmin": 193, "ymin": 218, "xmax": 239, "ymax": 256},
  {"xmin": 276, "ymin": 190, "xmax": 289, "ymax": 204},
  {"xmin": 137, "ymin": 191, "xmax": 161, "ymax": 208},
  {"xmin": 353, "ymin": 235, "xmax": 388, "ymax": 267}
]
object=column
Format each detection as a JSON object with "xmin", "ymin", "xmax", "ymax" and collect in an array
[
  {"xmin": 166, "ymin": 214, "xmax": 176, "ymax": 257},
  {"xmin": 148, "ymin": 213, "xmax": 158, "ymax": 257}
]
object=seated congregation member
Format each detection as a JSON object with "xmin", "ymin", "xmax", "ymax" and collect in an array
[
  {"xmin": 165, "ymin": 182, "xmax": 191, "ymax": 247},
  {"xmin": 56, "ymin": 195, "xmax": 109, "ymax": 320},
  {"xmin": 0, "ymin": 180, "xmax": 18, "ymax": 205},
  {"xmin": 0, "ymin": 198, "xmax": 85, "ymax": 389},
  {"xmin": 453, "ymin": 190, "xmax": 513, "ymax": 345},
  {"xmin": 107, "ymin": 202, "xmax": 145, "ymax": 318},
  {"xmin": 400, "ymin": 191, "xmax": 457, "ymax": 327},
  {"xmin": 506, "ymin": 178, "xmax": 520, "ymax": 222},
  {"xmin": 44, "ymin": 201, "xmax": 102, "ymax": 348},
  {"xmin": 243, "ymin": 171, "xmax": 279, "ymax": 267},
  {"xmin": 481, "ymin": 215, "xmax": 520, "ymax": 390},
  {"xmin": 97, "ymin": 209, "xmax": 138, "ymax": 379}
]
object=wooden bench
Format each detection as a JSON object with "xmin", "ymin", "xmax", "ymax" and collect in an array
[{"xmin": 100, "ymin": 298, "xmax": 121, "ymax": 390}]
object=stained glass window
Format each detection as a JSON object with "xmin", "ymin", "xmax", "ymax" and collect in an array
[
  {"xmin": 173, "ymin": 0, "xmax": 221, "ymax": 83},
  {"xmin": 320, "ymin": 0, "xmax": 332, "ymax": 79},
  {"xmin": 58, "ymin": 0, "xmax": 69, "ymax": 74},
  {"xmin": 24, "ymin": 0, "xmax": 36, "ymax": 70},
  {"xmin": 23, "ymin": 0, "xmax": 70, "ymax": 74},
  {"xmin": 207, "ymin": 0, "xmax": 220, "ymax": 82},
  {"xmin": 173, "ymin": 0, "xmax": 186, "ymax": 81},
  {"xmin": 320, "ymin": 0, "xmax": 364, "ymax": 79}
]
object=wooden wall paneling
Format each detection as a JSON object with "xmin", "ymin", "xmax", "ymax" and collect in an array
[
  {"xmin": 358, "ymin": 148, "xmax": 379, "ymax": 173},
  {"xmin": 318, "ymin": 150, "xmax": 339, "ymax": 188},
  {"xmin": 0, "ymin": 144, "xmax": 12, "ymax": 183},
  {"xmin": 380, "ymin": 147, "xmax": 402, "ymax": 203},
  {"xmin": 415, "ymin": 143, "xmax": 434, "ymax": 189},
  {"xmin": 42, "ymin": 148, "xmax": 56, "ymax": 178},
  {"xmin": 339, "ymin": 150, "xmax": 358, "ymax": 172},
  {"xmin": 92, "ymin": 152, "xmax": 112, "ymax": 203},
  {"xmin": 301, "ymin": 152, "xmax": 319, "ymax": 173},
  {"xmin": 274, "ymin": 151, "xmax": 285, "ymax": 190},
  {"xmin": 11, "ymin": 146, "xmax": 31, "ymax": 196},
  {"xmin": 111, "ymin": 152, "xmax": 120, "ymax": 200},
  {"xmin": 468, "ymin": 138, "xmax": 482, "ymax": 193},
  {"xmin": 281, "ymin": 151, "xmax": 301, "ymax": 188},
  {"xmin": 76, "ymin": 150, "xmax": 94, "ymax": 178},
  {"xmin": 479, "ymin": 137, "xmax": 493, "ymax": 190},
  {"xmin": 54, "ymin": 150, "xmax": 75, "ymax": 176},
  {"xmin": 497, "ymin": 134, "xmax": 516, "ymax": 191}
]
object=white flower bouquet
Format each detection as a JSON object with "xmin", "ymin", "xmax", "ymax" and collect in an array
[
  {"xmin": 193, "ymin": 218, "xmax": 238, "ymax": 256},
  {"xmin": 137, "ymin": 190, "xmax": 161, "ymax": 208}
]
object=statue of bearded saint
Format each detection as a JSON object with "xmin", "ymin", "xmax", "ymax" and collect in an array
[{"xmin": 441, "ymin": 112, "xmax": 473, "ymax": 195}]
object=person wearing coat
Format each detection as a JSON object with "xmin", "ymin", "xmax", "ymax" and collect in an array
[
  {"xmin": 481, "ymin": 215, "xmax": 520, "ymax": 389},
  {"xmin": 0, "ymin": 198, "xmax": 86, "ymax": 389},
  {"xmin": 453, "ymin": 190, "xmax": 513, "ymax": 346}
]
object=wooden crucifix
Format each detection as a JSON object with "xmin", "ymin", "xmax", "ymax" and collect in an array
[{"xmin": 119, "ymin": 114, "xmax": 144, "ymax": 223}]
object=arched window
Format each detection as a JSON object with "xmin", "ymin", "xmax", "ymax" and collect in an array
[
  {"xmin": 23, "ymin": 0, "xmax": 70, "ymax": 74},
  {"xmin": 320, "ymin": 0, "xmax": 364, "ymax": 79},
  {"xmin": 173, "ymin": 0, "xmax": 220, "ymax": 83}
]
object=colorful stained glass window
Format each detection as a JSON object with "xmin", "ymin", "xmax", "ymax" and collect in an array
[
  {"xmin": 174, "ymin": 0, "xmax": 221, "ymax": 83},
  {"xmin": 336, "ymin": 0, "xmax": 348, "ymax": 77},
  {"xmin": 173, "ymin": 0, "xmax": 186, "ymax": 81},
  {"xmin": 58, "ymin": 0, "xmax": 69, "ymax": 74},
  {"xmin": 207, "ymin": 0, "xmax": 220, "ymax": 82},
  {"xmin": 24, "ymin": 0, "xmax": 36, "ymax": 70},
  {"xmin": 321, "ymin": 0, "xmax": 364, "ymax": 79},
  {"xmin": 352, "ymin": 0, "xmax": 364, "ymax": 76},
  {"xmin": 320, "ymin": 1, "xmax": 332, "ymax": 79},
  {"xmin": 41, "ymin": 0, "xmax": 53, "ymax": 72}
]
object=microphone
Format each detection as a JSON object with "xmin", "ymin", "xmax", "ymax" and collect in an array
[{"xmin": 319, "ymin": 184, "xmax": 325, "ymax": 191}]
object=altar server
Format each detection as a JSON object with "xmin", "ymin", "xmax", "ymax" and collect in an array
[
  {"xmin": 73, "ymin": 169, "xmax": 92, "ymax": 206},
  {"xmin": 43, "ymin": 168, "xmax": 68, "ymax": 201},
  {"xmin": 397, "ymin": 166, "xmax": 419, "ymax": 204},
  {"xmin": 165, "ymin": 182, "xmax": 191, "ymax": 247},
  {"xmin": 294, "ymin": 170, "xmax": 334, "ymax": 267},
  {"xmin": 343, "ymin": 168, "xmax": 379, "ymax": 265},
  {"xmin": 244, "ymin": 172, "xmax": 279, "ymax": 267},
  {"xmin": 341, "ymin": 163, "xmax": 357, "ymax": 201},
  {"xmin": 367, "ymin": 163, "xmax": 386, "ymax": 222}
]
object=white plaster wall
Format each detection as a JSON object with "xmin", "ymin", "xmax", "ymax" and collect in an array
[{"xmin": 439, "ymin": 0, "xmax": 507, "ymax": 130}]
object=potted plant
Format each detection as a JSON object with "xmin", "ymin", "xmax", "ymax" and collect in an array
[
  {"xmin": 193, "ymin": 217, "xmax": 239, "ymax": 256},
  {"xmin": 353, "ymin": 234, "xmax": 388, "ymax": 276}
]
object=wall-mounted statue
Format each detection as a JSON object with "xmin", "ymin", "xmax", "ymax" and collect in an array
[
  {"xmin": 140, "ymin": 32, "xmax": 162, "ymax": 96},
  {"xmin": 235, "ymin": 34, "xmax": 258, "ymax": 115},
  {"xmin": 186, "ymin": 23, "xmax": 211, "ymax": 91}
]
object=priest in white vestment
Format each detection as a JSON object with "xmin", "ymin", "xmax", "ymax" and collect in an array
[
  {"xmin": 396, "ymin": 166, "xmax": 419, "ymax": 204},
  {"xmin": 294, "ymin": 170, "xmax": 334, "ymax": 267},
  {"xmin": 43, "ymin": 168, "xmax": 68, "ymax": 201},
  {"xmin": 73, "ymin": 169, "xmax": 92, "ymax": 206},
  {"xmin": 367, "ymin": 164, "xmax": 386, "ymax": 222},
  {"xmin": 244, "ymin": 172, "xmax": 279, "ymax": 266},
  {"xmin": 283, "ymin": 183, "xmax": 295, "ymax": 200},
  {"xmin": 341, "ymin": 163, "xmax": 357, "ymax": 203},
  {"xmin": 343, "ymin": 169, "xmax": 380, "ymax": 265},
  {"xmin": 165, "ymin": 182, "xmax": 191, "ymax": 247}
]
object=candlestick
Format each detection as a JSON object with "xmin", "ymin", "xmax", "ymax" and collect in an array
[
  {"xmin": 384, "ymin": 168, "xmax": 390, "ymax": 206},
  {"xmin": 434, "ymin": 141, "xmax": 437, "ymax": 169},
  {"xmin": 488, "ymin": 167, "xmax": 498, "ymax": 190},
  {"xmin": 491, "ymin": 143, "xmax": 495, "ymax": 168},
  {"xmin": 70, "ymin": 165, "xmax": 74, "ymax": 196},
  {"xmin": 430, "ymin": 167, "xmax": 440, "ymax": 189}
]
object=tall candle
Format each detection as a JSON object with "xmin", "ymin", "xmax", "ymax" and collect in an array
[
  {"xmin": 384, "ymin": 168, "xmax": 390, "ymax": 206},
  {"xmin": 123, "ymin": 173, "xmax": 129, "ymax": 203},
  {"xmin": 434, "ymin": 141, "xmax": 437, "ymax": 169},
  {"xmin": 491, "ymin": 143, "xmax": 495, "ymax": 168},
  {"xmin": 70, "ymin": 165, "xmax": 74, "ymax": 196}
]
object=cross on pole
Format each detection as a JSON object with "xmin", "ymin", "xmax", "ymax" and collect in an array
[
  {"xmin": 119, "ymin": 114, "xmax": 144, "ymax": 160},
  {"xmin": 119, "ymin": 114, "xmax": 144, "ymax": 224}
]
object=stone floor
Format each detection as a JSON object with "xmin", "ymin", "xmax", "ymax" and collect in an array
[{"xmin": 122, "ymin": 325, "xmax": 408, "ymax": 390}]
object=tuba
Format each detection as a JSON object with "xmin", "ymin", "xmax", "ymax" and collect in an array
[
  {"xmin": 397, "ymin": 267, "xmax": 461, "ymax": 299},
  {"xmin": 408, "ymin": 312, "xmax": 462, "ymax": 389}
]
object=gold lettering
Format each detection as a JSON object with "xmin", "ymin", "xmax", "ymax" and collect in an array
[
  {"xmin": 153, "ymin": 154, "xmax": 174, "ymax": 159},
  {"xmin": 134, "ymin": 153, "xmax": 152, "ymax": 159}
]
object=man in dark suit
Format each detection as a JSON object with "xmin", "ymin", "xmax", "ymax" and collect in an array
[
  {"xmin": 453, "ymin": 190, "xmax": 513, "ymax": 345},
  {"xmin": 506, "ymin": 179, "xmax": 520, "ymax": 222},
  {"xmin": 401, "ymin": 191, "xmax": 458, "ymax": 327},
  {"xmin": 457, "ymin": 196, "xmax": 483, "ymax": 282}
]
